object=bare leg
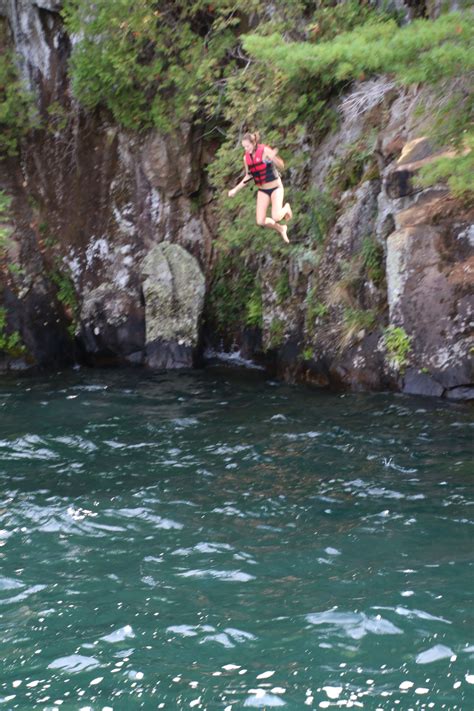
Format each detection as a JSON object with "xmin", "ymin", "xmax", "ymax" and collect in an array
[
  {"xmin": 256, "ymin": 191, "xmax": 290, "ymax": 243},
  {"xmin": 271, "ymin": 185, "xmax": 292, "ymax": 223}
]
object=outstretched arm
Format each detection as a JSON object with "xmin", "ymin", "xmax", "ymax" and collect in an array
[
  {"xmin": 264, "ymin": 145, "xmax": 284, "ymax": 171},
  {"xmin": 228, "ymin": 159, "xmax": 252, "ymax": 197}
]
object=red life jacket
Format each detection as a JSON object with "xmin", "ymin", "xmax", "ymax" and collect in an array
[{"xmin": 245, "ymin": 144, "xmax": 278, "ymax": 186}]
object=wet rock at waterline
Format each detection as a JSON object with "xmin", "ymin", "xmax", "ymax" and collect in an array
[
  {"xmin": 77, "ymin": 244, "xmax": 206, "ymax": 369},
  {"xmin": 79, "ymin": 284, "xmax": 145, "ymax": 366}
]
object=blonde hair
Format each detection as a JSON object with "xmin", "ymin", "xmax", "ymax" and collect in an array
[{"xmin": 242, "ymin": 131, "xmax": 260, "ymax": 147}]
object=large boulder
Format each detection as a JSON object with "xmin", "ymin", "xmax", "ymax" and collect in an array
[{"xmin": 141, "ymin": 242, "xmax": 205, "ymax": 369}]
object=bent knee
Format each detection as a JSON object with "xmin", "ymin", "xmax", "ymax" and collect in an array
[
  {"xmin": 271, "ymin": 211, "xmax": 282, "ymax": 222},
  {"xmin": 256, "ymin": 219, "xmax": 266, "ymax": 227}
]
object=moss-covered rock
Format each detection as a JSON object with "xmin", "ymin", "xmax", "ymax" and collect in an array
[{"xmin": 141, "ymin": 242, "xmax": 205, "ymax": 369}]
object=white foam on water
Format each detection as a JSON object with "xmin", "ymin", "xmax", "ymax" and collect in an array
[
  {"xmin": 323, "ymin": 686, "xmax": 343, "ymax": 699},
  {"xmin": 416, "ymin": 644, "xmax": 454, "ymax": 664},
  {"xmin": 101, "ymin": 625, "xmax": 135, "ymax": 643},
  {"xmin": 205, "ymin": 348, "xmax": 265, "ymax": 370},
  {"xmin": 243, "ymin": 689, "xmax": 285, "ymax": 706},
  {"xmin": 306, "ymin": 609, "xmax": 402, "ymax": 639},
  {"xmin": 177, "ymin": 569, "xmax": 255, "ymax": 582},
  {"xmin": 47, "ymin": 656, "xmax": 100, "ymax": 673}
]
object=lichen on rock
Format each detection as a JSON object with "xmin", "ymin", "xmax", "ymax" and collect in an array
[{"xmin": 141, "ymin": 242, "xmax": 205, "ymax": 369}]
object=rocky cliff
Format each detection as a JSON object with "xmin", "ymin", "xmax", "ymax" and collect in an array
[
  {"xmin": 0, "ymin": 0, "xmax": 213, "ymax": 372},
  {"xmin": 0, "ymin": 0, "xmax": 472, "ymax": 400}
]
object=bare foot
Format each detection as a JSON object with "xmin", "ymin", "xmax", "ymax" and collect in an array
[
  {"xmin": 284, "ymin": 203, "xmax": 293, "ymax": 221},
  {"xmin": 280, "ymin": 225, "xmax": 290, "ymax": 243}
]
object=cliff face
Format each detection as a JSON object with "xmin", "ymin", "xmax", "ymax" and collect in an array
[
  {"xmin": 0, "ymin": 0, "xmax": 213, "ymax": 370},
  {"xmin": 252, "ymin": 80, "xmax": 473, "ymax": 400},
  {"xmin": 0, "ymin": 1, "xmax": 472, "ymax": 399}
]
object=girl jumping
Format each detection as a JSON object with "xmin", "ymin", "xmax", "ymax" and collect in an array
[{"xmin": 228, "ymin": 131, "xmax": 293, "ymax": 243}]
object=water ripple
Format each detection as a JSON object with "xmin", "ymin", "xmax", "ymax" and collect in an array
[{"xmin": 0, "ymin": 370, "xmax": 472, "ymax": 709}]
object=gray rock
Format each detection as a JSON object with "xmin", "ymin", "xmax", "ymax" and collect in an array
[
  {"xmin": 124, "ymin": 350, "xmax": 145, "ymax": 366},
  {"xmin": 79, "ymin": 284, "xmax": 145, "ymax": 361},
  {"xmin": 445, "ymin": 386, "xmax": 474, "ymax": 401},
  {"xmin": 309, "ymin": 77, "xmax": 394, "ymax": 190},
  {"xmin": 0, "ymin": 0, "xmax": 58, "ymax": 88},
  {"xmin": 146, "ymin": 340, "xmax": 193, "ymax": 370},
  {"xmin": 385, "ymin": 168, "xmax": 414, "ymax": 199},
  {"xmin": 141, "ymin": 242, "xmax": 205, "ymax": 369},
  {"xmin": 386, "ymin": 224, "xmax": 472, "ymax": 391},
  {"xmin": 386, "ymin": 152, "xmax": 452, "ymax": 198},
  {"xmin": 141, "ymin": 124, "xmax": 201, "ymax": 197},
  {"xmin": 402, "ymin": 370, "xmax": 444, "ymax": 398},
  {"xmin": 396, "ymin": 137, "xmax": 435, "ymax": 165},
  {"xmin": 35, "ymin": 2, "xmax": 62, "ymax": 10},
  {"xmin": 326, "ymin": 180, "xmax": 380, "ymax": 257},
  {"xmin": 432, "ymin": 361, "xmax": 473, "ymax": 390},
  {"xmin": 4, "ymin": 357, "xmax": 30, "ymax": 371}
]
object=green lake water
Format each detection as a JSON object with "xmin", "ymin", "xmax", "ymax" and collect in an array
[{"xmin": 0, "ymin": 367, "xmax": 473, "ymax": 710}]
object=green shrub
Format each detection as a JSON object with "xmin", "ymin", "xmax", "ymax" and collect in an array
[
  {"xmin": 205, "ymin": 251, "xmax": 256, "ymax": 336},
  {"xmin": 243, "ymin": 11, "xmax": 474, "ymax": 200},
  {"xmin": 267, "ymin": 317, "xmax": 285, "ymax": 349},
  {"xmin": 0, "ymin": 50, "xmax": 37, "ymax": 156},
  {"xmin": 416, "ymin": 134, "xmax": 474, "ymax": 202},
  {"xmin": 275, "ymin": 271, "xmax": 291, "ymax": 304},
  {"xmin": 62, "ymin": 0, "xmax": 258, "ymax": 131},
  {"xmin": 360, "ymin": 236, "xmax": 385, "ymax": 285},
  {"xmin": 0, "ymin": 190, "xmax": 12, "ymax": 253},
  {"xmin": 49, "ymin": 266, "xmax": 79, "ymax": 338},
  {"xmin": 383, "ymin": 325, "xmax": 412, "ymax": 371},
  {"xmin": 326, "ymin": 142, "xmax": 374, "ymax": 195},
  {"xmin": 339, "ymin": 307, "xmax": 377, "ymax": 348},
  {"xmin": 306, "ymin": 287, "xmax": 329, "ymax": 324},
  {"xmin": 292, "ymin": 188, "xmax": 338, "ymax": 246},
  {"xmin": 246, "ymin": 286, "xmax": 263, "ymax": 328},
  {"xmin": 46, "ymin": 101, "xmax": 70, "ymax": 133},
  {"xmin": 244, "ymin": 13, "xmax": 473, "ymax": 85},
  {"xmin": 306, "ymin": 1, "xmax": 382, "ymax": 43},
  {"xmin": 0, "ymin": 190, "xmax": 24, "ymax": 275},
  {"xmin": 0, "ymin": 307, "xmax": 26, "ymax": 357},
  {"xmin": 7, "ymin": 263, "xmax": 24, "ymax": 277}
]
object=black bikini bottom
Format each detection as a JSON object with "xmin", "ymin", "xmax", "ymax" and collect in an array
[{"xmin": 258, "ymin": 186, "xmax": 279, "ymax": 197}]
